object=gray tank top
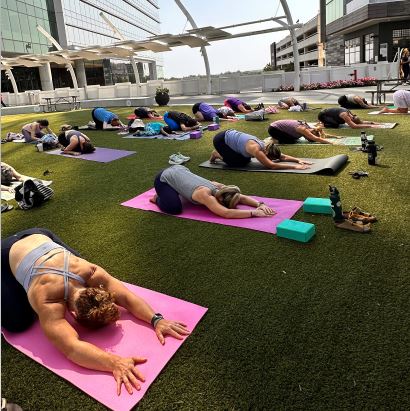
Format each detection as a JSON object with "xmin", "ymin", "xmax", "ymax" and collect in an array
[
  {"xmin": 224, "ymin": 129, "xmax": 265, "ymax": 158},
  {"xmin": 160, "ymin": 165, "xmax": 218, "ymax": 204}
]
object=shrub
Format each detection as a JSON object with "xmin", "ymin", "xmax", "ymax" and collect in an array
[{"xmin": 272, "ymin": 77, "xmax": 377, "ymax": 92}]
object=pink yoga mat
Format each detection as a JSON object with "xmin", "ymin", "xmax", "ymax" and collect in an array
[
  {"xmin": 45, "ymin": 147, "xmax": 136, "ymax": 163},
  {"xmin": 122, "ymin": 188, "xmax": 303, "ymax": 234},
  {"xmin": 2, "ymin": 283, "xmax": 207, "ymax": 411}
]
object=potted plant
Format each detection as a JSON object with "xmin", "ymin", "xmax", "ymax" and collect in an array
[{"xmin": 155, "ymin": 86, "xmax": 170, "ymax": 106}]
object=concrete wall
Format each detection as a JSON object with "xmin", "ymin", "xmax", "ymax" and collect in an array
[{"xmin": 1, "ymin": 62, "xmax": 397, "ymax": 107}]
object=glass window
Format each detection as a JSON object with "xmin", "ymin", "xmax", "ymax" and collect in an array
[
  {"xmin": 26, "ymin": 4, "xmax": 35, "ymax": 16},
  {"xmin": 3, "ymin": 39, "xmax": 15, "ymax": 52},
  {"xmin": 364, "ymin": 34, "xmax": 374, "ymax": 63},
  {"xmin": 8, "ymin": 11, "xmax": 22, "ymax": 41},
  {"xmin": 345, "ymin": 37, "xmax": 361, "ymax": 65},
  {"xmin": 1, "ymin": 10, "xmax": 13, "ymax": 40},
  {"xmin": 19, "ymin": 14, "xmax": 32, "ymax": 42},
  {"xmin": 6, "ymin": 0, "xmax": 18, "ymax": 11},
  {"xmin": 28, "ymin": 18, "xmax": 40, "ymax": 43},
  {"xmin": 13, "ymin": 40, "xmax": 25, "ymax": 53},
  {"xmin": 35, "ymin": 7, "xmax": 43, "ymax": 18},
  {"xmin": 16, "ymin": 1, "xmax": 27, "ymax": 13}
]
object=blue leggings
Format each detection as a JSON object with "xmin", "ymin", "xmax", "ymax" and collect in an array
[
  {"xmin": 163, "ymin": 112, "xmax": 180, "ymax": 131},
  {"xmin": 154, "ymin": 171, "xmax": 183, "ymax": 214},
  {"xmin": 1, "ymin": 228, "xmax": 80, "ymax": 333}
]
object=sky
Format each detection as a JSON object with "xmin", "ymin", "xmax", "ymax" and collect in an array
[{"xmin": 157, "ymin": 0, "xmax": 320, "ymax": 78}]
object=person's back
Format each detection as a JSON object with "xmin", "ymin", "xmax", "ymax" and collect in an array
[
  {"xmin": 93, "ymin": 108, "xmax": 116, "ymax": 123},
  {"xmin": 198, "ymin": 103, "xmax": 217, "ymax": 121},
  {"xmin": 160, "ymin": 165, "xmax": 217, "ymax": 204},
  {"xmin": 318, "ymin": 107, "xmax": 348, "ymax": 128},
  {"xmin": 269, "ymin": 120, "xmax": 302, "ymax": 139},
  {"xmin": 224, "ymin": 129, "xmax": 264, "ymax": 157}
]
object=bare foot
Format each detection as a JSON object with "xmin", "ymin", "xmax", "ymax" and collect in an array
[{"xmin": 149, "ymin": 194, "xmax": 158, "ymax": 204}]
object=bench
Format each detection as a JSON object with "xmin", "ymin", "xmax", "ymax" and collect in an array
[
  {"xmin": 364, "ymin": 90, "xmax": 397, "ymax": 105},
  {"xmin": 41, "ymin": 96, "xmax": 80, "ymax": 112}
]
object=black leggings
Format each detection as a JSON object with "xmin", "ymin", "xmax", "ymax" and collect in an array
[
  {"xmin": 403, "ymin": 64, "xmax": 409, "ymax": 81},
  {"xmin": 268, "ymin": 126, "xmax": 298, "ymax": 144},
  {"xmin": 154, "ymin": 171, "xmax": 183, "ymax": 215},
  {"xmin": 91, "ymin": 108, "xmax": 104, "ymax": 130},
  {"xmin": 1, "ymin": 228, "xmax": 80, "ymax": 333},
  {"xmin": 213, "ymin": 131, "xmax": 251, "ymax": 167}
]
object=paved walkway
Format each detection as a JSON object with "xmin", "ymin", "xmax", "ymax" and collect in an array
[{"xmin": 169, "ymin": 84, "xmax": 410, "ymax": 106}]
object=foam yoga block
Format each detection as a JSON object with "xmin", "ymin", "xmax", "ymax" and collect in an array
[
  {"xmin": 303, "ymin": 197, "xmax": 332, "ymax": 215},
  {"xmin": 190, "ymin": 130, "xmax": 202, "ymax": 139},
  {"xmin": 276, "ymin": 219, "xmax": 316, "ymax": 242},
  {"xmin": 207, "ymin": 123, "xmax": 220, "ymax": 131}
]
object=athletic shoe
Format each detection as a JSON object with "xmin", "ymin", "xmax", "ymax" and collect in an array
[
  {"xmin": 301, "ymin": 102, "xmax": 308, "ymax": 111},
  {"xmin": 168, "ymin": 154, "xmax": 185, "ymax": 165},
  {"xmin": 176, "ymin": 152, "xmax": 190, "ymax": 162}
]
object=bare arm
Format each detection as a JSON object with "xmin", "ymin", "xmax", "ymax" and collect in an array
[
  {"xmin": 299, "ymin": 127, "xmax": 334, "ymax": 144},
  {"xmin": 194, "ymin": 191, "xmax": 274, "ymax": 218},
  {"xmin": 31, "ymin": 123, "xmax": 40, "ymax": 141},
  {"xmin": 381, "ymin": 106, "xmax": 409, "ymax": 114},
  {"xmin": 253, "ymin": 149, "xmax": 307, "ymax": 169},
  {"xmin": 180, "ymin": 123, "xmax": 200, "ymax": 131},
  {"xmin": 341, "ymin": 114, "xmax": 377, "ymax": 128},
  {"xmin": 62, "ymin": 136, "xmax": 80, "ymax": 153},
  {"xmin": 237, "ymin": 104, "xmax": 252, "ymax": 113},
  {"xmin": 39, "ymin": 303, "xmax": 147, "ymax": 395}
]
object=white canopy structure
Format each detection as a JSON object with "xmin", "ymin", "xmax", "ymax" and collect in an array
[{"xmin": 1, "ymin": 0, "xmax": 302, "ymax": 92}]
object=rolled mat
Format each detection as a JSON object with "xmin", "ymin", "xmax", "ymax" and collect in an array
[
  {"xmin": 122, "ymin": 188, "xmax": 303, "ymax": 234},
  {"xmin": 199, "ymin": 154, "xmax": 348, "ymax": 175},
  {"xmin": 2, "ymin": 282, "xmax": 207, "ymax": 411}
]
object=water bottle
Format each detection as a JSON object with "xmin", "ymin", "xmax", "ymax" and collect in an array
[
  {"xmin": 360, "ymin": 131, "xmax": 367, "ymax": 151},
  {"xmin": 329, "ymin": 185, "xmax": 344, "ymax": 223},
  {"xmin": 213, "ymin": 115, "xmax": 220, "ymax": 125},
  {"xmin": 367, "ymin": 140, "xmax": 377, "ymax": 165}
]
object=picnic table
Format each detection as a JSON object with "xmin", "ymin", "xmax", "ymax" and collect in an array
[
  {"xmin": 365, "ymin": 79, "xmax": 409, "ymax": 105},
  {"xmin": 41, "ymin": 95, "xmax": 80, "ymax": 112}
]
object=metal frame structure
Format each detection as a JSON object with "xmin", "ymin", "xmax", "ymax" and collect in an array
[{"xmin": 2, "ymin": 1, "xmax": 302, "ymax": 92}]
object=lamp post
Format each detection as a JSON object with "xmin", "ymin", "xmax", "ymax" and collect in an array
[{"xmin": 174, "ymin": 0, "xmax": 212, "ymax": 95}]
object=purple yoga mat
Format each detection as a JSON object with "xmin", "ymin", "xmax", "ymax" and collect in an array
[
  {"xmin": 122, "ymin": 188, "xmax": 303, "ymax": 234},
  {"xmin": 2, "ymin": 282, "xmax": 207, "ymax": 411},
  {"xmin": 45, "ymin": 147, "xmax": 136, "ymax": 163}
]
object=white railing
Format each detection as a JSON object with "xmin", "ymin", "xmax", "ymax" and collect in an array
[{"xmin": 1, "ymin": 62, "xmax": 397, "ymax": 107}]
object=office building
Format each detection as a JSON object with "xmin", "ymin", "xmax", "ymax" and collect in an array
[
  {"xmin": 1, "ymin": 0, "xmax": 162, "ymax": 92},
  {"xmin": 324, "ymin": 0, "xmax": 410, "ymax": 66},
  {"xmin": 271, "ymin": 15, "xmax": 325, "ymax": 71}
]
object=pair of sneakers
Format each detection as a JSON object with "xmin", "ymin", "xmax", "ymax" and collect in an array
[
  {"xmin": 169, "ymin": 152, "xmax": 190, "ymax": 165},
  {"xmin": 254, "ymin": 102, "xmax": 265, "ymax": 111}
]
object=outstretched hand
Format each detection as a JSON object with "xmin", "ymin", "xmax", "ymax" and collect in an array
[
  {"xmin": 294, "ymin": 164, "xmax": 310, "ymax": 170},
  {"xmin": 113, "ymin": 356, "xmax": 147, "ymax": 396},
  {"xmin": 298, "ymin": 160, "xmax": 313, "ymax": 165},
  {"xmin": 155, "ymin": 319, "xmax": 190, "ymax": 345},
  {"xmin": 257, "ymin": 204, "xmax": 276, "ymax": 216}
]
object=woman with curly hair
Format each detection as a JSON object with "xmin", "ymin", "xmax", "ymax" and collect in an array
[
  {"xmin": 150, "ymin": 165, "xmax": 275, "ymax": 218},
  {"xmin": 2, "ymin": 228, "xmax": 189, "ymax": 395},
  {"xmin": 209, "ymin": 129, "xmax": 311, "ymax": 170}
]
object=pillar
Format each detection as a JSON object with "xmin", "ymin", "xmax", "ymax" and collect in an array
[
  {"xmin": 149, "ymin": 62, "xmax": 158, "ymax": 80},
  {"xmin": 74, "ymin": 59, "xmax": 87, "ymax": 87},
  {"xmin": 38, "ymin": 63, "xmax": 54, "ymax": 91}
]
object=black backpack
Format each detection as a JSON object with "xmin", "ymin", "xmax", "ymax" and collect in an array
[{"xmin": 14, "ymin": 179, "xmax": 54, "ymax": 210}]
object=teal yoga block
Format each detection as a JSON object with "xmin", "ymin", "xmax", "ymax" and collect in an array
[
  {"xmin": 276, "ymin": 219, "xmax": 316, "ymax": 243},
  {"xmin": 303, "ymin": 197, "xmax": 332, "ymax": 215}
]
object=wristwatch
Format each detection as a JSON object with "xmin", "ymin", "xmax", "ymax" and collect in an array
[{"xmin": 151, "ymin": 313, "xmax": 164, "ymax": 328}]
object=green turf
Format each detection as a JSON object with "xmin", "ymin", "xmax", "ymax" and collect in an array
[{"xmin": 1, "ymin": 106, "xmax": 410, "ymax": 410}]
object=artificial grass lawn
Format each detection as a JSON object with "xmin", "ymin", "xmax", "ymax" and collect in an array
[{"xmin": 1, "ymin": 106, "xmax": 409, "ymax": 410}]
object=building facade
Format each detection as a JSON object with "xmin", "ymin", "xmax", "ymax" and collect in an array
[
  {"xmin": 325, "ymin": 0, "xmax": 410, "ymax": 66},
  {"xmin": 271, "ymin": 15, "xmax": 325, "ymax": 71},
  {"xmin": 1, "ymin": 0, "xmax": 162, "ymax": 92}
]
